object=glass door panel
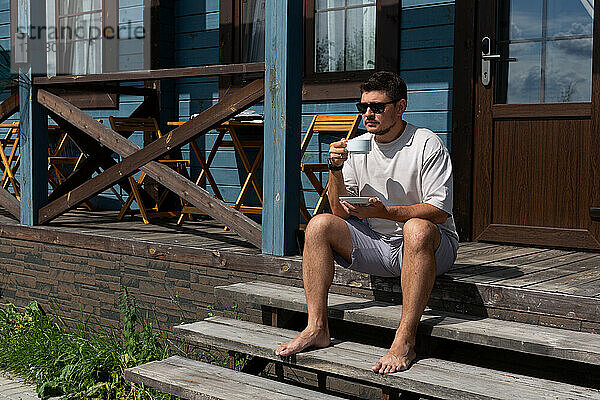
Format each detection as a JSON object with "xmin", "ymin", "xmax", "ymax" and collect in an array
[{"xmin": 495, "ymin": 0, "xmax": 594, "ymax": 104}]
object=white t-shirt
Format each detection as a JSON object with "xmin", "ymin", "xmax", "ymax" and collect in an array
[{"xmin": 342, "ymin": 123, "xmax": 459, "ymax": 244}]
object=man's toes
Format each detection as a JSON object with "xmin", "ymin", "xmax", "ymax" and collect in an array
[
  {"xmin": 372, "ymin": 361, "xmax": 382, "ymax": 372},
  {"xmin": 275, "ymin": 344, "xmax": 287, "ymax": 356}
]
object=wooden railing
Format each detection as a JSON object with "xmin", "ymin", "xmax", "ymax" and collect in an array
[
  {"xmin": 0, "ymin": 63, "xmax": 266, "ymax": 248},
  {"xmin": 33, "ymin": 63, "xmax": 265, "ymax": 85}
]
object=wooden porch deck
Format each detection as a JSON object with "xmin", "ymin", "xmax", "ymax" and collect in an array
[{"xmin": 0, "ymin": 208, "xmax": 599, "ymax": 330}]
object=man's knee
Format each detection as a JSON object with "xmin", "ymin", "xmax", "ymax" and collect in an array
[
  {"xmin": 305, "ymin": 213, "xmax": 343, "ymax": 242},
  {"xmin": 403, "ymin": 218, "xmax": 440, "ymax": 253}
]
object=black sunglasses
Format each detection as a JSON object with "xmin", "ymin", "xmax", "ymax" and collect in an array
[{"xmin": 355, "ymin": 100, "xmax": 399, "ymax": 114}]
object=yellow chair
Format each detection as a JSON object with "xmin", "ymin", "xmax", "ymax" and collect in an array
[
  {"xmin": 299, "ymin": 114, "xmax": 361, "ymax": 222},
  {"xmin": 109, "ymin": 117, "xmax": 190, "ymax": 224},
  {"xmin": 0, "ymin": 122, "xmax": 20, "ymax": 200}
]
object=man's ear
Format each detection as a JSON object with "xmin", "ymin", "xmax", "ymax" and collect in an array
[{"xmin": 397, "ymin": 99, "xmax": 407, "ymax": 115}]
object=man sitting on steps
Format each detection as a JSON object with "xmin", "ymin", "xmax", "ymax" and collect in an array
[{"xmin": 276, "ymin": 71, "xmax": 459, "ymax": 374}]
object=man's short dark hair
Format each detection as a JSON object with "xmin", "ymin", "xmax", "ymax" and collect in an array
[{"xmin": 360, "ymin": 71, "xmax": 407, "ymax": 102}]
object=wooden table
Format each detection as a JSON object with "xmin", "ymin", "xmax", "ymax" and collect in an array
[{"xmin": 168, "ymin": 119, "xmax": 264, "ymax": 223}]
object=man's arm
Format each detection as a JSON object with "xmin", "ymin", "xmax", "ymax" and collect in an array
[
  {"xmin": 345, "ymin": 200, "xmax": 449, "ymax": 225},
  {"xmin": 381, "ymin": 203, "xmax": 449, "ymax": 224},
  {"xmin": 326, "ymin": 139, "xmax": 352, "ymax": 218},
  {"xmin": 327, "ymin": 169, "xmax": 349, "ymax": 218}
]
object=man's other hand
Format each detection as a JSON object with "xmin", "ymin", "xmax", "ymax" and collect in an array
[{"xmin": 340, "ymin": 198, "xmax": 387, "ymax": 219}]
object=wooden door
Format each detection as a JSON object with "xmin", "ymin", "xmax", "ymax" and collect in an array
[{"xmin": 473, "ymin": 0, "xmax": 600, "ymax": 250}]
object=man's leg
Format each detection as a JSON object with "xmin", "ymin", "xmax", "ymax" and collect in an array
[
  {"xmin": 372, "ymin": 218, "xmax": 441, "ymax": 373},
  {"xmin": 276, "ymin": 213, "xmax": 354, "ymax": 356}
]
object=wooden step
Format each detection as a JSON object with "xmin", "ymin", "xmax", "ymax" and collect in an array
[
  {"xmin": 174, "ymin": 317, "xmax": 600, "ymax": 400},
  {"xmin": 125, "ymin": 355, "xmax": 346, "ymax": 400},
  {"xmin": 215, "ymin": 281, "xmax": 600, "ymax": 365}
]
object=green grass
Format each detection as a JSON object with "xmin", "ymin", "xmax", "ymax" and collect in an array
[{"xmin": 0, "ymin": 289, "xmax": 224, "ymax": 400}]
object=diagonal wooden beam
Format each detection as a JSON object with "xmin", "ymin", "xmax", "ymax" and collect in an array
[
  {"xmin": 0, "ymin": 185, "xmax": 20, "ymax": 220},
  {"xmin": 37, "ymin": 80, "xmax": 264, "ymax": 247},
  {"xmin": 46, "ymin": 94, "xmax": 158, "ymax": 202},
  {"xmin": 47, "ymin": 112, "xmax": 127, "ymax": 201},
  {"xmin": 43, "ymin": 79, "xmax": 264, "ymax": 180},
  {"xmin": 0, "ymin": 93, "xmax": 19, "ymax": 124}
]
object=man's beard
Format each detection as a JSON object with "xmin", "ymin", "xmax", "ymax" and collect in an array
[
  {"xmin": 373, "ymin": 126, "xmax": 391, "ymax": 136},
  {"xmin": 366, "ymin": 121, "xmax": 392, "ymax": 136}
]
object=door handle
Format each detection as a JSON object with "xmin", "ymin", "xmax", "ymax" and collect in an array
[{"xmin": 481, "ymin": 37, "xmax": 517, "ymax": 86}]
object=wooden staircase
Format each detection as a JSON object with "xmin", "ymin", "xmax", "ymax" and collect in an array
[{"xmin": 124, "ymin": 280, "xmax": 600, "ymax": 399}]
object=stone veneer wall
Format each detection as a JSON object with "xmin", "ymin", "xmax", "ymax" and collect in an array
[{"xmin": 0, "ymin": 236, "xmax": 372, "ymax": 331}]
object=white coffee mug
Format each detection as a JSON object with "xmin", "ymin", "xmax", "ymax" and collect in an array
[{"xmin": 346, "ymin": 138, "xmax": 371, "ymax": 154}]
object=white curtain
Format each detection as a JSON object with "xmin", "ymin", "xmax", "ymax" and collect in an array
[{"xmin": 57, "ymin": 0, "xmax": 103, "ymax": 75}]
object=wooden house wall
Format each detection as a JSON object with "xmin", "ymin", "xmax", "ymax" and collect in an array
[
  {"xmin": 0, "ymin": 0, "xmax": 455, "ymax": 215},
  {"xmin": 174, "ymin": 0, "xmax": 454, "ymax": 216},
  {"xmin": 0, "ymin": 1, "xmax": 149, "ymax": 208}
]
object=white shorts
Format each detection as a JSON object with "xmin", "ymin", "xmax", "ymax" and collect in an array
[{"xmin": 333, "ymin": 217, "xmax": 457, "ymax": 278}]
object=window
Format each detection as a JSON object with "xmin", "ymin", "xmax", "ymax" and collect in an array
[
  {"xmin": 495, "ymin": 0, "xmax": 594, "ymax": 103},
  {"xmin": 219, "ymin": 0, "xmax": 399, "ymax": 100},
  {"xmin": 314, "ymin": 0, "xmax": 376, "ymax": 73},
  {"xmin": 241, "ymin": 0, "xmax": 265, "ymax": 63},
  {"xmin": 47, "ymin": 0, "xmax": 118, "ymax": 76}
]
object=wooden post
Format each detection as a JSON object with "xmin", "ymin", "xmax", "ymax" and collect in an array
[
  {"xmin": 18, "ymin": 0, "xmax": 48, "ymax": 225},
  {"xmin": 262, "ymin": 0, "xmax": 303, "ymax": 256}
]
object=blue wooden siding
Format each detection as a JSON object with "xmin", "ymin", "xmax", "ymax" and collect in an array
[{"xmin": 174, "ymin": 1, "xmax": 225, "ymax": 209}]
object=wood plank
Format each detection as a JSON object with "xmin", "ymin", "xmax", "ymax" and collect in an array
[
  {"xmin": 48, "ymin": 94, "xmax": 159, "ymax": 202},
  {"xmin": 125, "ymin": 356, "xmax": 346, "ymax": 400},
  {"xmin": 478, "ymin": 224, "xmax": 600, "ymax": 251},
  {"xmin": 451, "ymin": 0, "xmax": 477, "ymax": 242},
  {"xmin": 262, "ymin": 0, "xmax": 302, "ymax": 255},
  {"xmin": 0, "ymin": 221, "xmax": 301, "ymax": 279},
  {"xmin": 433, "ymin": 278, "xmax": 600, "ymax": 322},
  {"xmin": 46, "ymin": 111, "xmax": 135, "ymax": 202},
  {"xmin": 453, "ymin": 245, "xmax": 542, "ymax": 267},
  {"xmin": 448, "ymin": 248, "xmax": 569, "ymax": 283},
  {"xmin": 20, "ymin": 87, "xmax": 48, "ymax": 225},
  {"xmin": 492, "ymin": 103, "xmax": 592, "ymax": 118},
  {"xmin": 34, "ymin": 62, "xmax": 266, "ymax": 85},
  {"xmin": 454, "ymin": 242, "xmax": 498, "ymax": 252},
  {"xmin": 564, "ymin": 277, "xmax": 600, "ymax": 297},
  {"xmin": 0, "ymin": 186, "xmax": 20, "ymax": 219},
  {"xmin": 496, "ymin": 253, "xmax": 600, "ymax": 288},
  {"xmin": 37, "ymin": 82, "xmax": 264, "ymax": 247},
  {"xmin": 466, "ymin": 249, "xmax": 577, "ymax": 283},
  {"xmin": 525, "ymin": 262, "xmax": 600, "ymax": 295},
  {"xmin": 0, "ymin": 93, "xmax": 19, "ymax": 124},
  {"xmin": 174, "ymin": 317, "xmax": 600, "ymax": 400},
  {"xmin": 215, "ymin": 281, "xmax": 600, "ymax": 365}
]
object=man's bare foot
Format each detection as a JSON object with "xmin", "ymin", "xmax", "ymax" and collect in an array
[
  {"xmin": 276, "ymin": 327, "xmax": 330, "ymax": 357},
  {"xmin": 372, "ymin": 339, "xmax": 416, "ymax": 374}
]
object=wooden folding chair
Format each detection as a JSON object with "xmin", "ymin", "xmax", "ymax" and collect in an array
[
  {"xmin": 109, "ymin": 117, "xmax": 191, "ymax": 224},
  {"xmin": 299, "ymin": 114, "xmax": 361, "ymax": 222},
  {"xmin": 177, "ymin": 119, "xmax": 264, "ymax": 225},
  {"xmin": 47, "ymin": 126, "xmax": 97, "ymax": 211},
  {"xmin": 0, "ymin": 122, "xmax": 20, "ymax": 200}
]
